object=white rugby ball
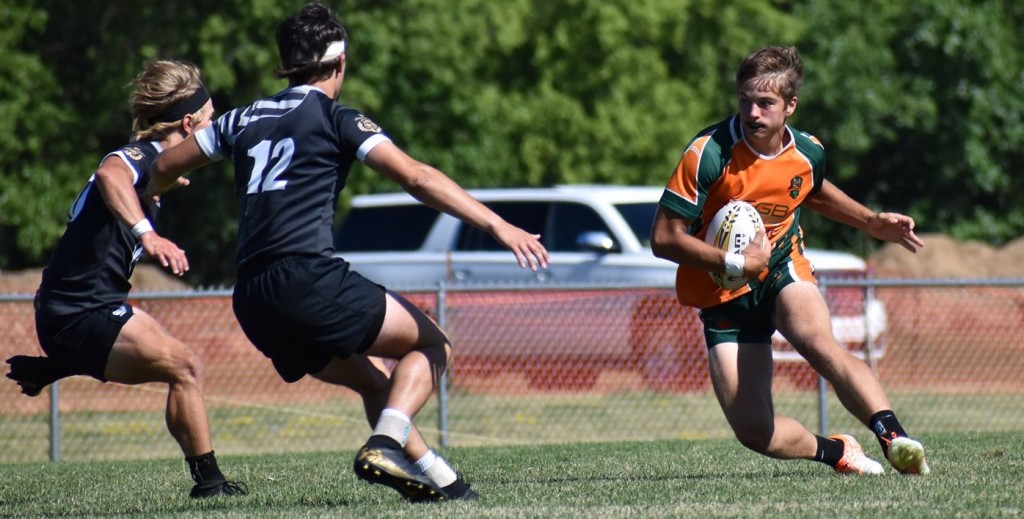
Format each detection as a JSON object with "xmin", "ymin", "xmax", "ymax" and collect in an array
[{"xmin": 704, "ymin": 201, "xmax": 765, "ymax": 290}]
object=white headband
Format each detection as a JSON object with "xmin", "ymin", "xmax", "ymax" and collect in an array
[
  {"xmin": 289, "ymin": 40, "xmax": 346, "ymax": 65},
  {"xmin": 318, "ymin": 40, "xmax": 346, "ymax": 62}
]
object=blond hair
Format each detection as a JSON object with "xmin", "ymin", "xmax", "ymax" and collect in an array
[
  {"xmin": 736, "ymin": 46, "xmax": 804, "ymax": 100},
  {"xmin": 130, "ymin": 60, "xmax": 207, "ymax": 141}
]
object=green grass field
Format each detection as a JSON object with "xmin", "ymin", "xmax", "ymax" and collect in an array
[
  {"xmin": 6, "ymin": 388, "xmax": 1022, "ymax": 464},
  {"xmin": 1, "ymin": 432, "xmax": 1021, "ymax": 518}
]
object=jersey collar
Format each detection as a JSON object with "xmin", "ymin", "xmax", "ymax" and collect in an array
[
  {"xmin": 290, "ymin": 84, "xmax": 328, "ymax": 97},
  {"xmin": 733, "ymin": 116, "xmax": 795, "ymax": 160}
]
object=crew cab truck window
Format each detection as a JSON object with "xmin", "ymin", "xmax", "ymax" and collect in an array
[
  {"xmin": 455, "ymin": 202, "xmax": 549, "ymax": 251},
  {"xmin": 334, "ymin": 204, "xmax": 439, "ymax": 252},
  {"xmin": 549, "ymin": 202, "xmax": 619, "ymax": 253},
  {"xmin": 615, "ymin": 203, "xmax": 658, "ymax": 248}
]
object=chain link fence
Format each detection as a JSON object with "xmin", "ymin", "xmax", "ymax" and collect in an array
[{"xmin": 2, "ymin": 278, "xmax": 1023, "ymax": 463}]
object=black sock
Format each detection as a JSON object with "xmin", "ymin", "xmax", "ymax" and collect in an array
[
  {"xmin": 186, "ymin": 451, "xmax": 226, "ymax": 487},
  {"xmin": 814, "ymin": 435, "xmax": 845, "ymax": 467},
  {"xmin": 869, "ymin": 410, "xmax": 908, "ymax": 457}
]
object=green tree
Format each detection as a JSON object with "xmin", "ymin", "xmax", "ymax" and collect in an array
[
  {"xmin": 339, "ymin": 0, "xmax": 801, "ymax": 193},
  {"xmin": 0, "ymin": 0, "xmax": 802, "ymax": 284},
  {"xmin": 2, "ymin": 0, "xmax": 289, "ymax": 285},
  {"xmin": 794, "ymin": 0, "xmax": 1024, "ymax": 251},
  {"xmin": 9, "ymin": 0, "xmax": 1020, "ymax": 285},
  {"xmin": 0, "ymin": 2, "xmax": 89, "ymax": 266}
]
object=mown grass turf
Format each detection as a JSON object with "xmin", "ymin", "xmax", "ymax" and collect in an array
[
  {"xmin": 0, "ymin": 431, "xmax": 1020, "ymax": 518},
  {"xmin": 7, "ymin": 388, "xmax": 1022, "ymax": 464}
]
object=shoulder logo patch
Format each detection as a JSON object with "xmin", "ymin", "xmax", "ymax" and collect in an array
[
  {"xmin": 124, "ymin": 146, "xmax": 145, "ymax": 161},
  {"xmin": 355, "ymin": 115, "xmax": 382, "ymax": 133},
  {"xmin": 788, "ymin": 176, "xmax": 803, "ymax": 199}
]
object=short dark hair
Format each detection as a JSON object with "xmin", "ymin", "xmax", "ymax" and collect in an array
[
  {"xmin": 275, "ymin": 2, "xmax": 348, "ymax": 84},
  {"xmin": 735, "ymin": 46, "xmax": 804, "ymax": 100}
]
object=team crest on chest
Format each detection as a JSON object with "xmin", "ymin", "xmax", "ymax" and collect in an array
[
  {"xmin": 124, "ymin": 146, "xmax": 145, "ymax": 161},
  {"xmin": 788, "ymin": 176, "xmax": 803, "ymax": 199},
  {"xmin": 355, "ymin": 115, "xmax": 382, "ymax": 133}
]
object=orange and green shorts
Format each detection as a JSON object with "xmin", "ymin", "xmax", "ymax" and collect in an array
[{"xmin": 699, "ymin": 258, "xmax": 816, "ymax": 348}]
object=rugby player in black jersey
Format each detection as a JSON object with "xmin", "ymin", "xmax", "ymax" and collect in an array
[
  {"xmin": 148, "ymin": 3, "xmax": 549, "ymax": 503},
  {"xmin": 5, "ymin": 60, "xmax": 246, "ymax": 498}
]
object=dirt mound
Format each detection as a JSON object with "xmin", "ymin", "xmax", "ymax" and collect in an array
[
  {"xmin": 0, "ymin": 262, "xmax": 191, "ymax": 295},
  {"xmin": 869, "ymin": 233, "xmax": 1024, "ymax": 278}
]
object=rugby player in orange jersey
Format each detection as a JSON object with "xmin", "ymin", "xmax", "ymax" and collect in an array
[{"xmin": 651, "ymin": 46, "xmax": 930, "ymax": 475}]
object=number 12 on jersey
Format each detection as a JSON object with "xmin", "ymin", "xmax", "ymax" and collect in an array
[{"xmin": 246, "ymin": 138, "xmax": 294, "ymax": 194}]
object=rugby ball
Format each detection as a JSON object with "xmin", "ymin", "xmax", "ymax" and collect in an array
[{"xmin": 704, "ymin": 201, "xmax": 765, "ymax": 290}]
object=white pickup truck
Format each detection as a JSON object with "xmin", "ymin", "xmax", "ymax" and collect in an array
[{"xmin": 333, "ymin": 185, "xmax": 885, "ymax": 389}]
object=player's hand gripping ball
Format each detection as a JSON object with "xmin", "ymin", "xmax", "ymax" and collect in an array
[{"xmin": 704, "ymin": 201, "xmax": 765, "ymax": 290}]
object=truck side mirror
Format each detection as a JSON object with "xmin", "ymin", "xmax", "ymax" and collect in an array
[{"xmin": 576, "ymin": 231, "xmax": 615, "ymax": 253}]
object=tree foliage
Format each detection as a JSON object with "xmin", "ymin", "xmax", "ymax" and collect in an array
[
  {"xmin": 1, "ymin": 0, "xmax": 1021, "ymax": 284},
  {"xmin": 0, "ymin": 2, "xmax": 88, "ymax": 265},
  {"xmin": 794, "ymin": 0, "xmax": 1024, "ymax": 251}
]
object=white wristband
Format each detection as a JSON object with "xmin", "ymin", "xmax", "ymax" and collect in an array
[
  {"xmin": 130, "ymin": 218, "xmax": 154, "ymax": 239},
  {"xmin": 724, "ymin": 252, "xmax": 746, "ymax": 277}
]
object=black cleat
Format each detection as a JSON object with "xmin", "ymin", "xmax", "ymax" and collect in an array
[
  {"xmin": 353, "ymin": 437, "xmax": 445, "ymax": 502},
  {"xmin": 5, "ymin": 355, "xmax": 71, "ymax": 397},
  {"xmin": 189, "ymin": 480, "xmax": 248, "ymax": 498},
  {"xmin": 440, "ymin": 476, "xmax": 480, "ymax": 501}
]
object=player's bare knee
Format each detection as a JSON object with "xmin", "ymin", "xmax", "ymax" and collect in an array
[
  {"xmin": 413, "ymin": 340, "xmax": 450, "ymax": 373},
  {"xmin": 170, "ymin": 344, "xmax": 205, "ymax": 387}
]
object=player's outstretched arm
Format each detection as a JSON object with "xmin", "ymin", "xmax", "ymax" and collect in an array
[
  {"xmin": 364, "ymin": 141, "xmax": 549, "ymax": 271},
  {"xmin": 805, "ymin": 180, "xmax": 923, "ymax": 253},
  {"xmin": 865, "ymin": 212, "xmax": 924, "ymax": 253},
  {"xmin": 148, "ymin": 135, "xmax": 215, "ymax": 197},
  {"xmin": 803, "ymin": 180, "xmax": 876, "ymax": 228},
  {"xmin": 137, "ymin": 233, "xmax": 190, "ymax": 276}
]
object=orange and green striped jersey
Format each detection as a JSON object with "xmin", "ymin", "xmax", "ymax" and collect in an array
[{"xmin": 659, "ymin": 115, "xmax": 825, "ymax": 309}]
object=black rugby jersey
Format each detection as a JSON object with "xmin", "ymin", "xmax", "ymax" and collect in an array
[
  {"xmin": 38, "ymin": 141, "xmax": 162, "ymax": 315},
  {"xmin": 195, "ymin": 85, "xmax": 392, "ymax": 271}
]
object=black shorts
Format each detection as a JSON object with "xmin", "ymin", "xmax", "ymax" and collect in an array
[
  {"xmin": 34, "ymin": 303, "xmax": 134, "ymax": 381},
  {"xmin": 232, "ymin": 255, "xmax": 387, "ymax": 383}
]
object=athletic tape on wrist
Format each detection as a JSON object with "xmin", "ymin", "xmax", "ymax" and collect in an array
[
  {"xmin": 724, "ymin": 253, "xmax": 746, "ymax": 277},
  {"xmin": 131, "ymin": 219, "xmax": 154, "ymax": 239}
]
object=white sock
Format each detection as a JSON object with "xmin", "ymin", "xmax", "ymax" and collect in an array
[
  {"xmin": 415, "ymin": 450, "xmax": 457, "ymax": 487},
  {"xmin": 413, "ymin": 450, "xmax": 437, "ymax": 473},
  {"xmin": 373, "ymin": 408, "xmax": 411, "ymax": 447}
]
